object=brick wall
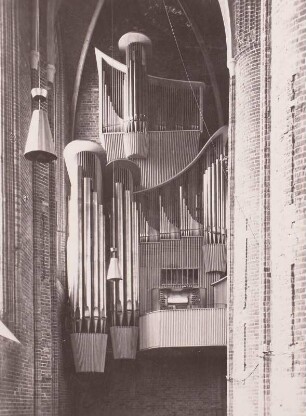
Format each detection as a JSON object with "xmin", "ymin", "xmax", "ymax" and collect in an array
[
  {"xmin": 0, "ymin": 2, "xmax": 34, "ymax": 414},
  {"xmin": 74, "ymin": 48, "xmax": 100, "ymax": 143},
  {"xmin": 1, "ymin": 1, "xmax": 305, "ymax": 416},
  {"xmin": 59, "ymin": 0, "xmax": 99, "ymax": 100},
  {"xmin": 0, "ymin": 1, "xmax": 72, "ymax": 415},
  {"xmin": 228, "ymin": 0, "xmax": 306, "ymax": 414},
  {"xmin": 71, "ymin": 348, "xmax": 227, "ymax": 416},
  {"xmin": 269, "ymin": 0, "xmax": 306, "ymax": 414}
]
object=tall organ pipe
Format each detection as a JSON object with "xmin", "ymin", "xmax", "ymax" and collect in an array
[
  {"xmin": 64, "ymin": 140, "xmax": 107, "ymax": 333},
  {"xmin": 108, "ymin": 161, "xmax": 140, "ymax": 359},
  {"xmin": 118, "ymin": 33, "xmax": 152, "ymax": 159}
]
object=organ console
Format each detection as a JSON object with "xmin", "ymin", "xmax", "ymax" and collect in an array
[{"xmin": 65, "ymin": 32, "xmax": 228, "ymax": 372}]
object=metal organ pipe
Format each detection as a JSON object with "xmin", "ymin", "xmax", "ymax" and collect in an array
[
  {"xmin": 211, "ymin": 161, "xmax": 216, "ymax": 243},
  {"xmin": 83, "ymin": 177, "xmax": 92, "ymax": 331},
  {"xmin": 116, "ymin": 179, "xmax": 124, "ymax": 325},
  {"xmin": 132, "ymin": 200, "xmax": 139, "ymax": 324},
  {"xmin": 221, "ymin": 155, "xmax": 225, "ymax": 241},
  {"xmin": 94, "ymin": 37, "xmax": 229, "ymax": 356},
  {"xmin": 203, "ymin": 169, "xmax": 207, "ymax": 243},
  {"xmin": 98, "ymin": 205, "xmax": 106, "ymax": 331},
  {"xmin": 216, "ymin": 159, "xmax": 220, "ymax": 242},
  {"xmin": 109, "ymin": 162, "xmax": 140, "ymax": 359},
  {"xmin": 125, "ymin": 175, "xmax": 133, "ymax": 326},
  {"xmin": 77, "ymin": 166, "xmax": 83, "ymax": 329},
  {"xmin": 92, "ymin": 191, "xmax": 99, "ymax": 330},
  {"xmin": 64, "ymin": 142, "xmax": 107, "ymax": 337}
]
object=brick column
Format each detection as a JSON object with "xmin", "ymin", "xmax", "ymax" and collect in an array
[
  {"xmin": 227, "ymin": 58, "xmax": 236, "ymax": 416},
  {"xmin": 31, "ymin": 1, "xmax": 70, "ymax": 414},
  {"xmin": 229, "ymin": 1, "xmax": 262, "ymax": 414},
  {"xmin": 0, "ymin": 1, "xmax": 35, "ymax": 414},
  {"xmin": 269, "ymin": 0, "xmax": 306, "ymax": 414},
  {"xmin": 258, "ymin": 0, "xmax": 272, "ymax": 415}
]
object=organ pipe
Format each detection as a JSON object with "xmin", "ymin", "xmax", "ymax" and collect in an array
[
  {"xmin": 64, "ymin": 142, "xmax": 107, "ymax": 334},
  {"xmin": 77, "ymin": 165, "xmax": 83, "ymax": 329},
  {"xmin": 125, "ymin": 187, "xmax": 133, "ymax": 325},
  {"xmin": 83, "ymin": 177, "xmax": 92, "ymax": 331},
  {"xmin": 135, "ymin": 129, "xmax": 227, "ymax": 312},
  {"xmin": 105, "ymin": 160, "xmax": 141, "ymax": 359},
  {"xmin": 94, "ymin": 34, "xmax": 229, "ymax": 357},
  {"xmin": 64, "ymin": 141, "xmax": 108, "ymax": 372},
  {"xmin": 95, "ymin": 38, "xmax": 205, "ymax": 161}
]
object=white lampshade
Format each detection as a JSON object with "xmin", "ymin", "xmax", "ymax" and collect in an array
[
  {"xmin": 24, "ymin": 109, "xmax": 57, "ymax": 163},
  {"xmin": 107, "ymin": 256, "xmax": 122, "ymax": 281}
]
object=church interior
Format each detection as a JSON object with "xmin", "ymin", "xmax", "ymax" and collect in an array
[{"xmin": 0, "ymin": 1, "xmax": 305, "ymax": 415}]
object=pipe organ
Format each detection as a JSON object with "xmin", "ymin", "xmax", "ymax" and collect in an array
[
  {"xmin": 65, "ymin": 32, "xmax": 228, "ymax": 372},
  {"xmin": 96, "ymin": 31, "xmax": 205, "ymax": 161},
  {"xmin": 64, "ymin": 140, "xmax": 108, "ymax": 372},
  {"xmin": 107, "ymin": 161, "xmax": 140, "ymax": 359}
]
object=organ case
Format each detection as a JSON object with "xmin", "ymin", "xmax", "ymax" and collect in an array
[{"xmin": 64, "ymin": 31, "xmax": 229, "ymax": 368}]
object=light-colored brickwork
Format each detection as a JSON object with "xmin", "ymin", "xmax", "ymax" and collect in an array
[
  {"xmin": 227, "ymin": 0, "xmax": 306, "ymax": 414},
  {"xmin": 269, "ymin": 0, "xmax": 306, "ymax": 414}
]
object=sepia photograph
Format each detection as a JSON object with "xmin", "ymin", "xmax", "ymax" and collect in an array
[{"xmin": 0, "ymin": 0, "xmax": 305, "ymax": 415}]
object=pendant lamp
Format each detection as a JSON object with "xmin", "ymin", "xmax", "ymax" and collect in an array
[
  {"xmin": 24, "ymin": 0, "xmax": 57, "ymax": 163},
  {"xmin": 107, "ymin": 247, "xmax": 122, "ymax": 281},
  {"xmin": 24, "ymin": 89, "xmax": 57, "ymax": 163}
]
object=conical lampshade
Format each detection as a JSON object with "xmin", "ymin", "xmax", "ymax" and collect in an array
[
  {"xmin": 107, "ymin": 256, "xmax": 122, "ymax": 281},
  {"xmin": 24, "ymin": 109, "xmax": 57, "ymax": 163}
]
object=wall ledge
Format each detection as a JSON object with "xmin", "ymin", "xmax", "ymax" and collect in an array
[{"xmin": 0, "ymin": 320, "xmax": 20, "ymax": 344}]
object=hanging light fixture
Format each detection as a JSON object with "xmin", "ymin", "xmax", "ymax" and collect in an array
[
  {"xmin": 107, "ymin": 163, "xmax": 122, "ymax": 281},
  {"xmin": 24, "ymin": 89, "xmax": 57, "ymax": 162},
  {"xmin": 107, "ymin": 248, "xmax": 122, "ymax": 281},
  {"xmin": 24, "ymin": 0, "xmax": 57, "ymax": 163}
]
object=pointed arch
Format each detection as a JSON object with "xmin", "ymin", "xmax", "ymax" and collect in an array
[{"xmin": 217, "ymin": 0, "xmax": 235, "ymax": 73}]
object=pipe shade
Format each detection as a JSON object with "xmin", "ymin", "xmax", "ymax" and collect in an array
[
  {"xmin": 107, "ymin": 256, "xmax": 122, "ymax": 281},
  {"xmin": 24, "ymin": 109, "xmax": 57, "ymax": 163}
]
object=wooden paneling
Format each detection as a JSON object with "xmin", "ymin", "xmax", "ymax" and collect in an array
[
  {"xmin": 71, "ymin": 333, "xmax": 108, "ymax": 372},
  {"xmin": 110, "ymin": 326, "xmax": 139, "ymax": 359},
  {"xmin": 139, "ymin": 308, "xmax": 227, "ymax": 350}
]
